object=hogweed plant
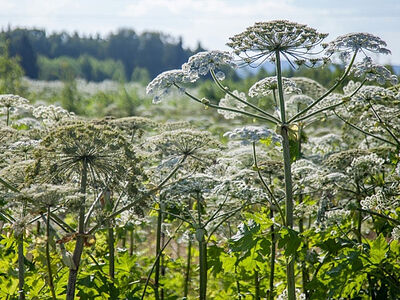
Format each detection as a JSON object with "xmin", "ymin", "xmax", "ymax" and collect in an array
[{"xmin": 147, "ymin": 20, "xmax": 397, "ymax": 299}]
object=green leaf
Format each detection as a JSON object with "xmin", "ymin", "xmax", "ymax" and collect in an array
[
  {"xmin": 278, "ymin": 227, "xmax": 302, "ymax": 257},
  {"xmin": 229, "ymin": 219, "xmax": 260, "ymax": 253},
  {"xmin": 369, "ymin": 234, "xmax": 388, "ymax": 264},
  {"xmin": 390, "ymin": 239, "xmax": 400, "ymax": 256}
]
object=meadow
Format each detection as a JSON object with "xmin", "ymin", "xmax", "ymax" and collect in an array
[{"xmin": 0, "ymin": 20, "xmax": 400, "ymax": 300}]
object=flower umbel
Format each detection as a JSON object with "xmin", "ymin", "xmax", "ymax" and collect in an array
[
  {"xmin": 181, "ymin": 50, "xmax": 234, "ymax": 79},
  {"xmin": 325, "ymin": 32, "xmax": 391, "ymax": 61},
  {"xmin": 224, "ymin": 126, "xmax": 281, "ymax": 145},
  {"xmin": 227, "ymin": 20, "xmax": 328, "ymax": 67},
  {"xmin": 249, "ymin": 76, "xmax": 301, "ymax": 97},
  {"xmin": 217, "ymin": 90, "xmax": 247, "ymax": 119},
  {"xmin": 146, "ymin": 69, "xmax": 194, "ymax": 103}
]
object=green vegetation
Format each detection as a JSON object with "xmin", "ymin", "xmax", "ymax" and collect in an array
[{"xmin": 0, "ymin": 21, "xmax": 400, "ymax": 300}]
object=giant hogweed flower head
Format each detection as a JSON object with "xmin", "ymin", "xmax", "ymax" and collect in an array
[
  {"xmin": 217, "ymin": 90, "xmax": 247, "ymax": 119},
  {"xmin": 182, "ymin": 50, "xmax": 234, "ymax": 79},
  {"xmin": 146, "ymin": 69, "xmax": 194, "ymax": 104},
  {"xmin": 33, "ymin": 104, "xmax": 75, "ymax": 127},
  {"xmin": 0, "ymin": 94, "xmax": 30, "ymax": 125},
  {"xmin": 351, "ymin": 86, "xmax": 396, "ymax": 103},
  {"xmin": 0, "ymin": 94, "xmax": 29, "ymax": 110},
  {"xmin": 291, "ymin": 77, "xmax": 327, "ymax": 99},
  {"xmin": 227, "ymin": 20, "xmax": 328, "ymax": 67},
  {"xmin": 346, "ymin": 152, "xmax": 385, "ymax": 181},
  {"xmin": 145, "ymin": 128, "xmax": 222, "ymax": 170},
  {"xmin": 248, "ymin": 76, "xmax": 301, "ymax": 97},
  {"xmin": 351, "ymin": 57, "xmax": 398, "ymax": 85},
  {"xmin": 224, "ymin": 126, "xmax": 281, "ymax": 145},
  {"xmin": 32, "ymin": 121, "xmax": 144, "ymax": 192},
  {"xmin": 324, "ymin": 33, "xmax": 391, "ymax": 61}
]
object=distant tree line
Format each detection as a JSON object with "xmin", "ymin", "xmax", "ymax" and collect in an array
[{"xmin": 1, "ymin": 28, "xmax": 204, "ymax": 81}]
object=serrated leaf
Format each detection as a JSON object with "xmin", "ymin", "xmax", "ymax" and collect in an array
[
  {"xmin": 229, "ymin": 219, "xmax": 260, "ymax": 253},
  {"xmin": 369, "ymin": 234, "xmax": 388, "ymax": 264},
  {"xmin": 278, "ymin": 227, "xmax": 302, "ymax": 257}
]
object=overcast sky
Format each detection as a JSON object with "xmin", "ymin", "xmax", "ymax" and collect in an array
[{"xmin": 1, "ymin": 0, "xmax": 399, "ymax": 64}]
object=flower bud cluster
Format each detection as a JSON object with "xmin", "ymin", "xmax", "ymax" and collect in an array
[
  {"xmin": 217, "ymin": 90, "xmax": 247, "ymax": 119},
  {"xmin": 224, "ymin": 126, "xmax": 281, "ymax": 145},
  {"xmin": 346, "ymin": 153, "xmax": 384, "ymax": 180},
  {"xmin": 33, "ymin": 104, "xmax": 75, "ymax": 126},
  {"xmin": 182, "ymin": 50, "xmax": 234, "ymax": 79},
  {"xmin": 392, "ymin": 226, "xmax": 400, "ymax": 240},
  {"xmin": 248, "ymin": 76, "xmax": 301, "ymax": 97},
  {"xmin": 351, "ymin": 86, "xmax": 396, "ymax": 103},
  {"xmin": 352, "ymin": 57, "xmax": 398, "ymax": 85},
  {"xmin": 360, "ymin": 190, "xmax": 385, "ymax": 211},
  {"xmin": 291, "ymin": 77, "xmax": 327, "ymax": 99},
  {"xmin": 0, "ymin": 94, "xmax": 29, "ymax": 109},
  {"xmin": 146, "ymin": 69, "xmax": 195, "ymax": 104}
]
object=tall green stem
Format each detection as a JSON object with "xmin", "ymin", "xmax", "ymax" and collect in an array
[
  {"xmin": 66, "ymin": 161, "xmax": 88, "ymax": 300},
  {"xmin": 154, "ymin": 200, "xmax": 164, "ymax": 300},
  {"xmin": 107, "ymin": 226, "xmax": 115, "ymax": 279},
  {"xmin": 6, "ymin": 107, "xmax": 10, "ymax": 126},
  {"xmin": 269, "ymin": 208, "xmax": 276, "ymax": 300},
  {"xmin": 184, "ymin": 239, "xmax": 192, "ymax": 298},
  {"xmin": 196, "ymin": 194, "xmax": 207, "ymax": 300},
  {"xmin": 46, "ymin": 207, "xmax": 57, "ymax": 300},
  {"xmin": 160, "ymin": 230, "xmax": 166, "ymax": 300},
  {"xmin": 17, "ymin": 231, "xmax": 25, "ymax": 300},
  {"xmin": 276, "ymin": 50, "xmax": 296, "ymax": 300},
  {"xmin": 184, "ymin": 198, "xmax": 193, "ymax": 298},
  {"xmin": 255, "ymin": 270, "xmax": 260, "ymax": 300}
]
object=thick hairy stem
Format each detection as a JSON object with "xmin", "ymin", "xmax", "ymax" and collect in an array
[
  {"xmin": 235, "ymin": 264, "xmax": 241, "ymax": 300},
  {"xmin": 356, "ymin": 182, "xmax": 362, "ymax": 244},
  {"xmin": 255, "ymin": 270, "xmax": 260, "ymax": 300},
  {"xmin": 198, "ymin": 238, "xmax": 207, "ymax": 300},
  {"xmin": 269, "ymin": 209, "xmax": 276, "ymax": 300},
  {"xmin": 161, "ymin": 230, "xmax": 165, "ymax": 300},
  {"xmin": 298, "ymin": 195, "xmax": 309, "ymax": 299},
  {"xmin": 184, "ymin": 239, "xmax": 192, "ymax": 298},
  {"xmin": 154, "ymin": 201, "xmax": 164, "ymax": 300},
  {"xmin": 17, "ymin": 232, "xmax": 25, "ymax": 300},
  {"xmin": 6, "ymin": 107, "xmax": 10, "ymax": 126},
  {"xmin": 197, "ymin": 194, "xmax": 207, "ymax": 300},
  {"xmin": 66, "ymin": 161, "xmax": 88, "ymax": 300},
  {"xmin": 46, "ymin": 207, "xmax": 57, "ymax": 300},
  {"xmin": 276, "ymin": 50, "xmax": 296, "ymax": 300},
  {"xmin": 107, "ymin": 226, "xmax": 115, "ymax": 280}
]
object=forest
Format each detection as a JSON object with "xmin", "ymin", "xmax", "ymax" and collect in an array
[{"xmin": 1, "ymin": 27, "xmax": 203, "ymax": 81}]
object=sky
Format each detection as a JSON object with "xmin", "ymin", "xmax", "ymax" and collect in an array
[{"xmin": 1, "ymin": 0, "xmax": 399, "ymax": 64}]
